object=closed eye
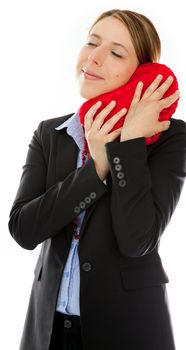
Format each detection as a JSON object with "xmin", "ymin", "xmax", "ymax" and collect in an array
[
  {"xmin": 86, "ymin": 42, "xmax": 98, "ymax": 48},
  {"xmin": 86, "ymin": 42, "xmax": 123, "ymax": 58},
  {"xmin": 111, "ymin": 52, "xmax": 123, "ymax": 58}
]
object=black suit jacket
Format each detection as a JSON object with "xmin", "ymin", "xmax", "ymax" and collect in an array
[{"xmin": 9, "ymin": 114, "xmax": 186, "ymax": 350}]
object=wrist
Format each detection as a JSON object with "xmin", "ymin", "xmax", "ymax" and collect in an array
[
  {"xmin": 95, "ymin": 168, "xmax": 106, "ymax": 181},
  {"xmin": 94, "ymin": 163, "xmax": 107, "ymax": 181},
  {"xmin": 120, "ymin": 130, "xmax": 144, "ymax": 142}
]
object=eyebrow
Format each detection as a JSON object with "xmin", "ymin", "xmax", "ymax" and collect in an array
[{"xmin": 88, "ymin": 33, "xmax": 129, "ymax": 53}]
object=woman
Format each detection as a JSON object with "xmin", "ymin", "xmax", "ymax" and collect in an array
[{"xmin": 8, "ymin": 9, "xmax": 186, "ymax": 350}]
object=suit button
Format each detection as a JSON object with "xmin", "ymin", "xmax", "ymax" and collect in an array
[
  {"xmin": 117, "ymin": 172, "xmax": 124, "ymax": 179},
  {"xmin": 113, "ymin": 157, "xmax": 120, "ymax": 164},
  {"xmin": 84, "ymin": 196, "xmax": 91, "ymax": 204},
  {"xmin": 79, "ymin": 201, "xmax": 86, "ymax": 209},
  {"xmin": 74, "ymin": 206, "xmax": 80, "ymax": 213},
  {"xmin": 115, "ymin": 164, "xmax": 122, "ymax": 171},
  {"xmin": 64, "ymin": 320, "xmax": 72, "ymax": 328},
  {"xmin": 90, "ymin": 192, "xmax": 96, "ymax": 199},
  {"xmin": 119, "ymin": 179, "xmax": 127, "ymax": 187},
  {"xmin": 82, "ymin": 262, "xmax": 92, "ymax": 272}
]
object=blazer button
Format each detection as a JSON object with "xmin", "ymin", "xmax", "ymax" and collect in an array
[
  {"xmin": 84, "ymin": 196, "xmax": 91, "ymax": 204},
  {"xmin": 74, "ymin": 206, "xmax": 80, "ymax": 213},
  {"xmin": 119, "ymin": 179, "xmax": 127, "ymax": 187},
  {"xmin": 79, "ymin": 201, "xmax": 86, "ymax": 209},
  {"xmin": 90, "ymin": 192, "xmax": 96, "ymax": 199},
  {"xmin": 82, "ymin": 262, "xmax": 92, "ymax": 272},
  {"xmin": 115, "ymin": 164, "xmax": 122, "ymax": 171},
  {"xmin": 64, "ymin": 320, "xmax": 72, "ymax": 328},
  {"xmin": 117, "ymin": 172, "xmax": 124, "ymax": 179},
  {"xmin": 113, "ymin": 157, "xmax": 120, "ymax": 164}
]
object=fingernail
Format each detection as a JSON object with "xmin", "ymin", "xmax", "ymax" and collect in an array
[
  {"xmin": 138, "ymin": 81, "xmax": 143, "ymax": 87},
  {"xmin": 168, "ymin": 75, "xmax": 174, "ymax": 81},
  {"xmin": 110, "ymin": 100, "xmax": 116, "ymax": 105},
  {"xmin": 121, "ymin": 107, "xmax": 127, "ymax": 113}
]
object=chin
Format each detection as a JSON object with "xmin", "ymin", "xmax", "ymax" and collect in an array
[
  {"xmin": 79, "ymin": 87, "xmax": 102, "ymax": 100},
  {"xmin": 79, "ymin": 84, "xmax": 117, "ymax": 100}
]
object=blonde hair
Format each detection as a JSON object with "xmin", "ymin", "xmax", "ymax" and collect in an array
[{"xmin": 88, "ymin": 9, "xmax": 161, "ymax": 63}]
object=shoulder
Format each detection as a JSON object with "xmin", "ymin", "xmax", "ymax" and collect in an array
[
  {"xmin": 168, "ymin": 117, "xmax": 186, "ymax": 145},
  {"xmin": 169, "ymin": 117, "xmax": 186, "ymax": 134},
  {"xmin": 31, "ymin": 113, "xmax": 75, "ymax": 162},
  {"xmin": 147, "ymin": 118, "xmax": 186, "ymax": 174},
  {"xmin": 37, "ymin": 113, "xmax": 75, "ymax": 137},
  {"xmin": 149, "ymin": 117, "xmax": 186, "ymax": 153},
  {"xmin": 163, "ymin": 117, "xmax": 186, "ymax": 148}
]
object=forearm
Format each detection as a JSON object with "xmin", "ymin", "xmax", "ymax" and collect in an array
[
  {"xmin": 94, "ymin": 163, "xmax": 108, "ymax": 181},
  {"xmin": 106, "ymin": 138, "xmax": 155, "ymax": 257},
  {"xmin": 105, "ymin": 130, "xmax": 186, "ymax": 258},
  {"xmin": 9, "ymin": 156, "xmax": 107, "ymax": 250}
]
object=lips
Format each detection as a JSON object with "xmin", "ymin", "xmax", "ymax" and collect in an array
[{"xmin": 82, "ymin": 68, "xmax": 104, "ymax": 79}]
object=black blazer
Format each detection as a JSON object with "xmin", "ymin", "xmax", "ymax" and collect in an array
[{"xmin": 8, "ymin": 114, "xmax": 186, "ymax": 350}]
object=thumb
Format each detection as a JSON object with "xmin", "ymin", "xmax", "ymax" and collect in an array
[
  {"xmin": 107, "ymin": 127, "xmax": 122, "ymax": 142},
  {"xmin": 159, "ymin": 120, "xmax": 171, "ymax": 131}
]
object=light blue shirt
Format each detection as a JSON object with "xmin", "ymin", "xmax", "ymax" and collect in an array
[{"xmin": 55, "ymin": 109, "xmax": 89, "ymax": 316}]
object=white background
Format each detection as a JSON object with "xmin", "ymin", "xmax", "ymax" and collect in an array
[{"xmin": 0, "ymin": 1, "xmax": 185, "ymax": 349}]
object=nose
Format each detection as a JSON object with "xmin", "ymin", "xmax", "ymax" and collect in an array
[{"xmin": 87, "ymin": 45, "xmax": 107, "ymax": 66}]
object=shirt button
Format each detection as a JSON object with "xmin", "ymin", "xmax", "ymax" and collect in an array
[
  {"xmin": 64, "ymin": 319, "xmax": 72, "ymax": 328},
  {"xmin": 82, "ymin": 262, "xmax": 92, "ymax": 272}
]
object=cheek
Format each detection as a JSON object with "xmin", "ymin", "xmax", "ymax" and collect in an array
[
  {"xmin": 115, "ymin": 64, "xmax": 138, "ymax": 85},
  {"xmin": 75, "ymin": 48, "xmax": 86, "ymax": 70},
  {"xmin": 109, "ymin": 68, "xmax": 128, "ymax": 86}
]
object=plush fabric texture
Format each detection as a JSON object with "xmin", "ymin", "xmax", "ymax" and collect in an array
[{"xmin": 79, "ymin": 62, "xmax": 179, "ymax": 145}]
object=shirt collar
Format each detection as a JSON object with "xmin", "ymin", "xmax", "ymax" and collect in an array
[{"xmin": 55, "ymin": 108, "xmax": 85, "ymax": 151}]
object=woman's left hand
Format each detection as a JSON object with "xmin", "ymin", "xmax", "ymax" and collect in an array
[{"xmin": 120, "ymin": 74, "xmax": 180, "ymax": 142}]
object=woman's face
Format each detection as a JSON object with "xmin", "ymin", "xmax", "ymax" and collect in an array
[{"xmin": 75, "ymin": 16, "xmax": 139, "ymax": 100}]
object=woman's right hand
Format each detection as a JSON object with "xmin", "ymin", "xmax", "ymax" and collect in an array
[{"xmin": 84, "ymin": 100, "xmax": 127, "ymax": 180}]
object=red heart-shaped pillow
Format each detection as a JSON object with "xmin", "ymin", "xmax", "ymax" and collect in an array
[{"xmin": 79, "ymin": 62, "xmax": 179, "ymax": 145}]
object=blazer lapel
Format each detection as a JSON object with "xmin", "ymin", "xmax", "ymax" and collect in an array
[
  {"xmin": 53, "ymin": 126, "xmax": 110, "ymax": 255},
  {"xmin": 55, "ymin": 128, "xmax": 79, "ymax": 182}
]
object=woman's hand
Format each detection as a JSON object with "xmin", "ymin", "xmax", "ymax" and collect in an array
[
  {"xmin": 84, "ymin": 100, "xmax": 127, "ymax": 180},
  {"xmin": 120, "ymin": 74, "xmax": 180, "ymax": 142}
]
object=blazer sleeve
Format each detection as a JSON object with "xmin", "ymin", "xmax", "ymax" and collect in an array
[
  {"xmin": 8, "ymin": 121, "xmax": 108, "ymax": 250},
  {"xmin": 105, "ymin": 119, "xmax": 186, "ymax": 258}
]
